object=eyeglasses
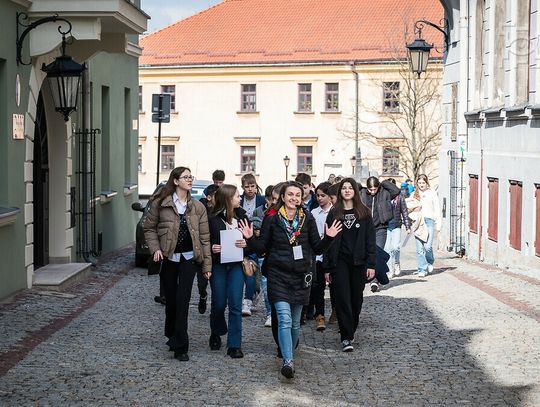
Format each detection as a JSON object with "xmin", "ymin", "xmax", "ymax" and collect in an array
[{"xmin": 178, "ymin": 175, "xmax": 195, "ymax": 181}]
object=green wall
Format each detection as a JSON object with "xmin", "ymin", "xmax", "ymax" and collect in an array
[{"xmin": 0, "ymin": 1, "xmax": 32, "ymax": 299}]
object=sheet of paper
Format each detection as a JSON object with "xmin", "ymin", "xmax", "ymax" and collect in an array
[
  {"xmin": 401, "ymin": 232, "xmax": 412, "ymax": 248},
  {"xmin": 220, "ymin": 229, "xmax": 244, "ymax": 263}
]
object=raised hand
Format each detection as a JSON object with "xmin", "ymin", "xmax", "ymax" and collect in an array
[
  {"xmin": 325, "ymin": 220, "xmax": 342, "ymax": 237},
  {"xmin": 238, "ymin": 219, "xmax": 253, "ymax": 239}
]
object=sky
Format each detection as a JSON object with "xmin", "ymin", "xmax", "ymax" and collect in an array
[{"xmin": 141, "ymin": 0, "xmax": 223, "ymax": 33}]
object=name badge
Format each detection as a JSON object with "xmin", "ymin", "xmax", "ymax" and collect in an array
[{"xmin": 292, "ymin": 245, "xmax": 303, "ymax": 260}]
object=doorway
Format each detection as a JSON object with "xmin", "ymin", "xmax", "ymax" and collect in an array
[{"xmin": 33, "ymin": 92, "xmax": 49, "ymax": 268}]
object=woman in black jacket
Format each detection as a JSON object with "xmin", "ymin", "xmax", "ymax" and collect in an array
[
  {"xmin": 324, "ymin": 178, "xmax": 376, "ymax": 352},
  {"xmin": 239, "ymin": 181, "xmax": 341, "ymax": 380},
  {"xmin": 208, "ymin": 184, "xmax": 250, "ymax": 359}
]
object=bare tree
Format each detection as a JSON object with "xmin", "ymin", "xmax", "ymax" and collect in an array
[{"xmin": 341, "ymin": 53, "xmax": 442, "ymax": 182}]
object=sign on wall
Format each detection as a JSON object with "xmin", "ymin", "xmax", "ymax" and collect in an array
[{"xmin": 12, "ymin": 114, "xmax": 24, "ymax": 140}]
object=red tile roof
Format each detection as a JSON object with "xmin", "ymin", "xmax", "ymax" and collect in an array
[{"xmin": 140, "ymin": 0, "xmax": 443, "ymax": 66}]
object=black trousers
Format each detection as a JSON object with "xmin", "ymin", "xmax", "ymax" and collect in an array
[
  {"xmin": 308, "ymin": 261, "xmax": 326, "ymax": 316},
  {"xmin": 196, "ymin": 269, "xmax": 209, "ymax": 298},
  {"xmin": 162, "ymin": 258, "xmax": 198, "ymax": 353},
  {"xmin": 333, "ymin": 258, "xmax": 366, "ymax": 342}
]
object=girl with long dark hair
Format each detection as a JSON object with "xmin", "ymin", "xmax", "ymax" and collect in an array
[
  {"xmin": 323, "ymin": 178, "xmax": 376, "ymax": 352},
  {"xmin": 208, "ymin": 184, "xmax": 250, "ymax": 358},
  {"xmin": 143, "ymin": 167, "xmax": 212, "ymax": 362}
]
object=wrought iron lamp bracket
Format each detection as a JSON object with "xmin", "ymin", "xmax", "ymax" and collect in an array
[
  {"xmin": 414, "ymin": 18, "xmax": 449, "ymax": 53},
  {"xmin": 16, "ymin": 12, "xmax": 73, "ymax": 65}
]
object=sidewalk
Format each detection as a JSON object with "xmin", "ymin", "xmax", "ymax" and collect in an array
[{"xmin": 0, "ymin": 243, "xmax": 538, "ymax": 406}]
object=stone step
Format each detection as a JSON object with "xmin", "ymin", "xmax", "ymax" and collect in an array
[{"xmin": 33, "ymin": 263, "xmax": 93, "ymax": 291}]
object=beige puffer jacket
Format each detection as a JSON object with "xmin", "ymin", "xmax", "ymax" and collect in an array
[{"xmin": 143, "ymin": 194, "xmax": 212, "ymax": 273}]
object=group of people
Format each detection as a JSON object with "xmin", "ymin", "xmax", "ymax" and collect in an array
[{"xmin": 143, "ymin": 167, "xmax": 440, "ymax": 380}]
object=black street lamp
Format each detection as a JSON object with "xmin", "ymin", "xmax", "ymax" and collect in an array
[
  {"xmin": 17, "ymin": 13, "xmax": 85, "ymax": 121},
  {"xmin": 406, "ymin": 19, "xmax": 449, "ymax": 78},
  {"xmin": 283, "ymin": 155, "xmax": 290, "ymax": 180},
  {"xmin": 350, "ymin": 156, "xmax": 356, "ymax": 175}
]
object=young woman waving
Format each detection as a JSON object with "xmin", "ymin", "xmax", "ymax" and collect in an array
[{"xmin": 239, "ymin": 181, "xmax": 342, "ymax": 380}]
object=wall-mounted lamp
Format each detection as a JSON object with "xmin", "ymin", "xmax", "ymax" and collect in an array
[
  {"xmin": 17, "ymin": 12, "xmax": 86, "ymax": 121},
  {"xmin": 406, "ymin": 19, "xmax": 449, "ymax": 78}
]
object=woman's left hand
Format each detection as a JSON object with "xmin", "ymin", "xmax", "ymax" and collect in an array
[
  {"xmin": 203, "ymin": 271, "xmax": 212, "ymax": 280},
  {"xmin": 325, "ymin": 220, "xmax": 342, "ymax": 237},
  {"xmin": 366, "ymin": 268, "xmax": 375, "ymax": 280},
  {"xmin": 235, "ymin": 239, "xmax": 247, "ymax": 248}
]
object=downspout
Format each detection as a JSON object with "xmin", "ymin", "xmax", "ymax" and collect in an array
[{"xmin": 350, "ymin": 62, "xmax": 360, "ymax": 177}]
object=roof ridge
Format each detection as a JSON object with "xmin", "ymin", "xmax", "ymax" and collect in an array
[{"xmin": 142, "ymin": 0, "xmax": 232, "ymax": 39}]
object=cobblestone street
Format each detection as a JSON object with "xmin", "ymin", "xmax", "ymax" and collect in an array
[{"xmin": 0, "ymin": 244, "xmax": 539, "ymax": 406}]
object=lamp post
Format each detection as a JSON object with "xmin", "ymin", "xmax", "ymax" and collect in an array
[
  {"xmin": 350, "ymin": 156, "xmax": 356, "ymax": 175},
  {"xmin": 283, "ymin": 155, "xmax": 290, "ymax": 180},
  {"xmin": 17, "ymin": 13, "xmax": 85, "ymax": 121},
  {"xmin": 406, "ymin": 19, "xmax": 449, "ymax": 78}
]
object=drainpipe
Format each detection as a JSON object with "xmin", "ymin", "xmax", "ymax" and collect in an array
[{"xmin": 350, "ymin": 62, "xmax": 360, "ymax": 178}]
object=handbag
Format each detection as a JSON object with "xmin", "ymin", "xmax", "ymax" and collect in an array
[{"xmin": 242, "ymin": 257, "xmax": 257, "ymax": 277}]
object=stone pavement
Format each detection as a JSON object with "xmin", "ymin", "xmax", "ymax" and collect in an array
[{"xmin": 0, "ymin": 243, "xmax": 539, "ymax": 406}]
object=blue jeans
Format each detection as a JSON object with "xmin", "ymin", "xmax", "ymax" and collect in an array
[
  {"xmin": 244, "ymin": 273, "xmax": 256, "ymax": 300},
  {"xmin": 385, "ymin": 226, "xmax": 402, "ymax": 270},
  {"xmin": 415, "ymin": 218, "xmax": 435, "ymax": 273},
  {"xmin": 274, "ymin": 301, "xmax": 303, "ymax": 362},
  {"xmin": 210, "ymin": 263, "xmax": 244, "ymax": 348}
]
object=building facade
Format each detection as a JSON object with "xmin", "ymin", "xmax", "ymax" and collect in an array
[
  {"xmin": 0, "ymin": 0, "xmax": 148, "ymax": 299},
  {"xmin": 138, "ymin": 0, "xmax": 443, "ymax": 193},
  {"xmin": 439, "ymin": 0, "xmax": 540, "ymax": 269}
]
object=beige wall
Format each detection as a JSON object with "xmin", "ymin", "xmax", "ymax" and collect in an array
[{"xmin": 138, "ymin": 63, "xmax": 442, "ymax": 193}]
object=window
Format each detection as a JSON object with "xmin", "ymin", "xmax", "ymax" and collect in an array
[
  {"xmin": 509, "ymin": 180, "xmax": 523, "ymax": 250},
  {"xmin": 451, "ymin": 82, "xmax": 458, "ymax": 142},
  {"xmin": 138, "ymin": 145, "xmax": 142, "ymax": 172},
  {"xmin": 160, "ymin": 85, "xmax": 176, "ymax": 111},
  {"xmin": 298, "ymin": 83, "xmax": 312, "ymax": 112},
  {"xmin": 487, "ymin": 178, "xmax": 499, "ymax": 241},
  {"xmin": 297, "ymin": 146, "xmax": 313, "ymax": 173},
  {"xmin": 240, "ymin": 146, "xmax": 256, "ymax": 173},
  {"xmin": 383, "ymin": 81, "xmax": 400, "ymax": 112},
  {"xmin": 161, "ymin": 145, "xmax": 175, "ymax": 171},
  {"xmin": 325, "ymin": 83, "xmax": 339, "ymax": 111},
  {"xmin": 138, "ymin": 85, "xmax": 143, "ymax": 112},
  {"xmin": 534, "ymin": 184, "xmax": 540, "ymax": 256},
  {"xmin": 469, "ymin": 175, "xmax": 479, "ymax": 233},
  {"xmin": 241, "ymin": 84, "xmax": 256, "ymax": 112},
  {"xmin": 382, "ymin": 147, "xmax": 399, "ymax": 175}
]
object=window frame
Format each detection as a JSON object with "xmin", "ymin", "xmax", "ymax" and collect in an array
[
  {"xmin": 298, "ymin": 83, "xmax": 312, "ymax": 112},
  {"xmin": 469, "ymin": 175, "xmax": 479, "ymax": 233},
  {"xmin": 381, "ymin": 147, "xmax": 400, "ymax": 176},
  {"xmin": 160, "ymin": 144, "xmax": 175, "ymax": 172},
  {"xmin": 382, "ymin": 81, "xmax": 400, "ymax": 112},
  {"xmin": 240, "ymin": 145, "xmax": 257, "ymax": 173},
  {"xmin": 240, "ymin": 84, "xmax": 257, "ymax": 112},
  {"xmin": 325, "ymin": 82, "xmax": 339, "ymax": 112},
  {"xmin": 160, "ymin": 85, "xmax": 176, "ymax": 112},
  {"xmin": 297, "ymin": 146, "xmax": 313, "ymax": 174}
]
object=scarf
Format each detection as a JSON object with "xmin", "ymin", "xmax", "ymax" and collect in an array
[{"xmin": 278, "ymin": 206, "xmax": 306, "ymax": 245}]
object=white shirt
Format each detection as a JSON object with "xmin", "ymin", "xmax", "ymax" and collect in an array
[
  {"xmin": 170, "ymin": 192, "xmax": 194, "ymax": 262},
  {"xmin": 312, "ymin": 204, "xmax": 332, "ymax": 262},
  {"xmin": 419, "ymin": 188, "xmax": 441, "ymax": 229}
]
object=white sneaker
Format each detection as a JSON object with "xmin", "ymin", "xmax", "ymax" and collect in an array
[
  {"xmin": 242, "ymin": 299, "xmax": 252, "ymax": 316},
  {"xmin": 427, "ymin": 264, "xmax": 434, "ymax": 274},
  {"xmin": 394, "ymin": 264, "xmax": 401, "ymax": 276},
  {"xmin": 264, "ymin": 315, "xmax": 272, "ymax": 327}
]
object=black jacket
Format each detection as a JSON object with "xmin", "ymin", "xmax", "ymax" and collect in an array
[
  {"xmin": 359, "ymin": 180, "xmax": 400, "ymax": 229},
  {"xmin": 322, "ymin": 208, "xmax": 376, "ymax": 271},
  {"xmin": 208, "ymin": 207, "xmax": 251, "ymax": 265},
  {"xmin": 248, "ymin": 211, "xmax": 333, "ymax": 305}
]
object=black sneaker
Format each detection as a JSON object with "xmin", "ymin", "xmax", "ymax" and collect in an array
[
  {"xmin": 174, "ymin": 351, "xmax": 189, "ymax": 361},
  {"xmin": 281, "ymin": 360, "xmax": 294, "ymax": 379},
  {"xmin": 341, "ymin": 340, "xmax": 353, "ymax": 352},
  {"xmin": 209, "ymin": 333, "xmax": 221, "ymax": 350},
  {"xmin": 154, "ymin": 296, "xmax": 166, "ymax": 305},
  {"xmin": 227, "ymin": 348, "xmax": 244, "ymax": 358},
  {"xmin": 198, "ymin": 296, "xmax": 207, "ymax": 314},
  {"xmin": 370, "ymin": 282, "xmax": 379, "ymax": 293}
]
